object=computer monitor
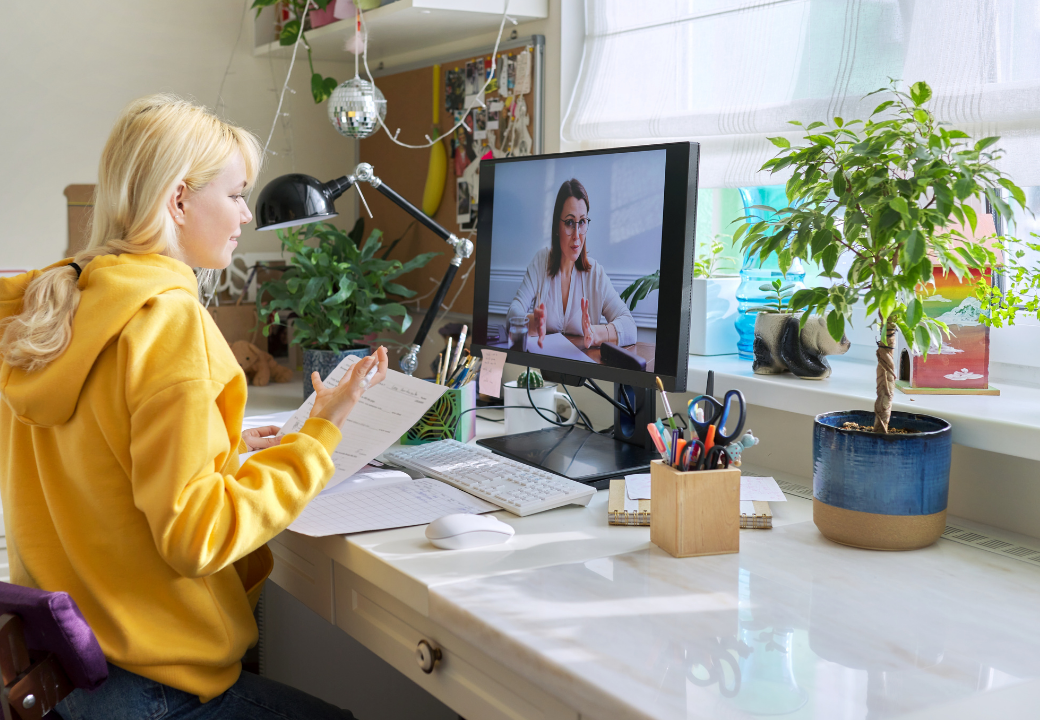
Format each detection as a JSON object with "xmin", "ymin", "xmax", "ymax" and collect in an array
[{"xmin": 472, "ymin": 143, "xmax": 699, "ymax": 485}]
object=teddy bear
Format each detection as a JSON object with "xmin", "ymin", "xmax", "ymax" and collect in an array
[{"xmin": 231, "ymin": 340, "xmax": 293, "ymax": 386}]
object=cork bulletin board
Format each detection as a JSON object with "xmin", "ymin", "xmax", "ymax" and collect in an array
[{"xmin": 359, "ymin": 37, "xmax": 544, "ymax": 318}]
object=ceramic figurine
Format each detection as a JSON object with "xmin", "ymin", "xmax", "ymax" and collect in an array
[
  {"xmin": 726, "ymin": 431, "xmax": 759, "ymax": 467},
  {"xmin": 752, "ymin": 315, "xmax": 849, "ymax": 380}
]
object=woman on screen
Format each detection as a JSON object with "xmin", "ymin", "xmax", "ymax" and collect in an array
[{"xmin": 506, "ymin": 179, "xmax": 637, "ymax": 349}]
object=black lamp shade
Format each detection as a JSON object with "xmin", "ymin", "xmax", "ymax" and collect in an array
[{"xmin": 255, "ymin": 173, "xmax": 339, "ymax": 231}]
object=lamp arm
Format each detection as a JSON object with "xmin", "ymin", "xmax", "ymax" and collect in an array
[{"xmin": 351, "ymin": 162, "xmax": 474, "ymax": 376}]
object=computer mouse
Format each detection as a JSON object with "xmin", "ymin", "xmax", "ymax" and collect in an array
[{"xmin": 425, "ymin": 514, "xmax": 515, "ymax": 550}]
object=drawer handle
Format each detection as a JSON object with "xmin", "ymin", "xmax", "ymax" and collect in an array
[{"xmin": 416, "ymin": 639, "xmax": 442, "ymax": 674}]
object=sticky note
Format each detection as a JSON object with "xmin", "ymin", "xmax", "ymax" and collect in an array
[
  {"xmin": 625, "ymin": 473, "xmax": 651, "ymax": 500},
  {"xmin": 479, "ymin": 348, "xmax": 507, "ymax": 398}
]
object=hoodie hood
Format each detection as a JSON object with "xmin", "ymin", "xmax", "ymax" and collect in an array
[{"xmin": 0, "ymin": 254, "xmax": 198, "ymax": 427}]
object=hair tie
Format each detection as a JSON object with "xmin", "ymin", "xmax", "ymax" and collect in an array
[{"xmin": 69, "ymin": 262, "xmax": 83, "ymax": 279}]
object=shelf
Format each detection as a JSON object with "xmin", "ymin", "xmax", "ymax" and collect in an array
[
  {"xmin": 254, "ymin": 0, "xmax": 549, "ymax": 64},
  {"xmin": 686, "ymin": 354, "xmax": 1040, "ymax": 462}
]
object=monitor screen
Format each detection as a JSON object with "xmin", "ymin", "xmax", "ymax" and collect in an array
[{"xmin": 473, "ymin": 143, "xmax": 697, "ymax": 392}]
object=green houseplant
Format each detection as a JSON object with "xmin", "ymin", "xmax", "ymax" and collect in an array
[
  {"xmin": 257, "ymin": 219, "xmax": 436, "ymax": 396},
  {"xmin": 739, "ymin": 80, "xmax": 1028, "ymax": 549},
  {"xmin": 251, "ymin": 0, "xmax": 340, "ymax": 103}
]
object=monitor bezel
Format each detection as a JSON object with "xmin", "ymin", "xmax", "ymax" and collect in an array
[{"xmin": 471, "ymin": 142, "xmax": 698, "ymax": 393}]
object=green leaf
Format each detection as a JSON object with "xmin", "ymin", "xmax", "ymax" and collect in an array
[
  {"xmin": 872, "ymin": 100, "xmax": 894, "ymax": 115},
  {"xmin": 251, "ymin": 0, "xmax": 278, "ymax": 18},
  {"xmin": 953, "ymin": 176, "xmax": 975, "ymax": 200},
  {"xmin": 910, "ymin": 81, "xmax": 933, "ymax": 106},
  {"xmin": 768, "ymin": 136, "xmax": 791, "ymax": 149},
  {"xmin": 907, "ymin": 298, "xmax": 923, "ymax": 328},
  {"xmin": 962, "ymin": 203, "xmax": 977, "ymax": 234},
  {"xmin": 826, "ymin": 310, "xmax": 845, "ymax": 342},
  {"xmin": 913, "ymin": 108, "xmax": 929, "ymax": 124},
  {"xmin": 998, "ymin": 177, "xmax": 1027, "ymax": 208},
  {"xmin": 279, "ymin": 19, "xmax": 302, "ymax": 46},
  {"xmin": 974, "ymin": 136, "xmax": 1000, "ymax": 152},
  {"xmin": 902, "ymin": 230, "xmax": 925, "ymax": 267}
]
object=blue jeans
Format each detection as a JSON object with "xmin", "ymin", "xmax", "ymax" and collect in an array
[{"xmin": 56, "ymin": 663, "xmax": 356, "ymax": 720}]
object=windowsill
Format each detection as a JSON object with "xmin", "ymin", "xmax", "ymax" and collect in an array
[{"xmin": 686, "ymin": 354, "xmax": 1040, "ymax": 462}]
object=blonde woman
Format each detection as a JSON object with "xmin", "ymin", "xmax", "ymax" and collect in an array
[{"xmin": 0, "ymin": 95, "xmax": 379, "ymax": 719}]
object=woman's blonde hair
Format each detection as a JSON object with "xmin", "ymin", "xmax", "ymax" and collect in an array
[{"xmin": 1, "ymin": 94, "xmax": 262, "ymax": 372}]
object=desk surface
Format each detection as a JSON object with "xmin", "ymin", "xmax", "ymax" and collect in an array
[{"xmin": 247, "ymin": 390, "xmax": 1040, "ymax": 719}]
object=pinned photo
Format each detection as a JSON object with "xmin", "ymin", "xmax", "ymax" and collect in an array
[
  {"xmin": 474, "ymin": 107, "xmax": 488, "ymax": 139},
  {"xmin": 506, "ymin": 56, "xmax": 517, "ymax": 95},
  {"xmin": 445, "ymin": 69, "xmax": 465, "ymax": 112},
  {"xmin": 487, "ymin": 109, "xmax": 500, "ymax": 130},
  {"xmin": 465, "ymin": 61, "xmax": 478, "ymax": 98},
  {"xmin": 456, "ymin": 178, "xmax": 472, "ymax": 225}
]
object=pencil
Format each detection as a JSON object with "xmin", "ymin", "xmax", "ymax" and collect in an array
[
  {"xmin": 435, "ymin": 352, "xmax": 444, "ymax": 385},
  {"xmin": 451, "ymin": 325, "xmax": 468, "ymax": 378}
]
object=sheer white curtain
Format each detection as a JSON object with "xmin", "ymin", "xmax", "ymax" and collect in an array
[{"xmin": 563, "ymin": 0, "xmax": 1040, "ymax": 188}]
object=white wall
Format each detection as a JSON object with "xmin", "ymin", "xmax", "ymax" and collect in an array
[{"xmin": 0, "ymin": 0, "xmax": 357, "ymax": 270}]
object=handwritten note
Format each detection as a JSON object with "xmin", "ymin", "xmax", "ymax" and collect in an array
[
  {"xmin": 740, "ymin": 476, "xmax": 787, "ymax": 502},
  {"xmin": 280, "ymin": 355, "xmax": 447, "ymax": 483},
  {"xmin": 479, "ymin": 348, "xmax": 507, "ymax": 398}
]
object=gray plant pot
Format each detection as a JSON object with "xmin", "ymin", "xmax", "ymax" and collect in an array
[{"xmin": 303, "ymin": 347, "xmax": 371, "ymax": 398}]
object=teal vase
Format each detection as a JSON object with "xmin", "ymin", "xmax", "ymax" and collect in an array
[{"xmin": 735, "ymin": 186, "xmax": 805, "ymax": 360}]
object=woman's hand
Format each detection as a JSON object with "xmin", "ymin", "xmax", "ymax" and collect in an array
[
  {"xmin": 309, "ymin": 347, "xmax": 389, "ymax": 428},
  {"xmin": 529, "ymin": 303, "xmax": 546, "ymax": 348},
  {"xmin": 581, "ymin": 298, "xmax": 599, "ymax": 348},
  {"xmin": 242, "ymin": 425, "xmax": 282, "ymax": 451}
]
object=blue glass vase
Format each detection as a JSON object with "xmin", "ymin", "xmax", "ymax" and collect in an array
[{"xmin": 735, "ymin": 186, "xmax": 806, "ymax": 360}]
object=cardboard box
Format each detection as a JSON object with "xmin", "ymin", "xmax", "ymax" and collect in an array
[
  {"xmin": 650, "ymin": 460, "xmax": 740, "ymax": 558},
  {"xmin": 64, "ymin": 184, "xmax": 95, "ymax": 258},
  {"xmin": 208, "ymin": 304, "xmax": 267, "ymax": 353}
]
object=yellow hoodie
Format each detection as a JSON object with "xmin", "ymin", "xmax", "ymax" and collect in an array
[{"xmin": 0, "ymin": 254, "xmax": 342, "ymax": 701}]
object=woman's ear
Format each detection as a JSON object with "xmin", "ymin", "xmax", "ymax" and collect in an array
[{"xmin": 168, "ymin": 181, "xmax": 188, "ymax": 227}]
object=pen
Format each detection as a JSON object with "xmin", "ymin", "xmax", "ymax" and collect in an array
[
  {"xmin": 443, "ymin": 337, "xmax": 453, "ymax": 385},
  {"xmin": 359, "ymin": 364, "xmax": 378, "ymax": 390},
  {"xmin": 656, "ymin": 376, "xmax": 677, "ymax": 430},
  {"xmin": 647, "ymin": 423, "xmax": 669, "ymax": 461},
  {"xmin": 673, "ymin": 439, "xmax": 687, "ymax": 469},
  {"xmin": 450, "ymin": 325, "xmax": 468, "ymax": 378}
]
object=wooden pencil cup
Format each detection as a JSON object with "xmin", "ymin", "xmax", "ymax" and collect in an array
[{"xmin": 650, "ymin": 460, "xmax": 741, "ymax": 558}]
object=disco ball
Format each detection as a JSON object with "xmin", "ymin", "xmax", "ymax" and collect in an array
[{"xmin": 327, "ymin": 77, "xmax": 386, "ymax": 139}]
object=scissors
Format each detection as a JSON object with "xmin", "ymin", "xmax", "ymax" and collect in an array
[{"xmin": 688, "ymin": 389, "xmax": 746, "ymax": 468}]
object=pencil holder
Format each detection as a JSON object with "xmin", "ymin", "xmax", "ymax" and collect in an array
[
  {"xmin": 650, "ymin": 460, "xmax": 740, "ymax": 558},
  {"xmin": 401, "ymin": 382, "xmax": 478, "ymax": 445}
]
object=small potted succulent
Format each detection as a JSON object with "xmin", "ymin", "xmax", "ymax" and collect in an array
[
  {"xmin": 740, "ymin": 80, "xmax": 1027, "ymax": 550},
  {"xmin": 258, "ymin": 218, "xmax": 436, "ymax": 397}
]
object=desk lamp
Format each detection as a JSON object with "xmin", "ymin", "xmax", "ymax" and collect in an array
[{"xmin": 254, "ymin": 162, "xmax": 474, "ymax": 376}]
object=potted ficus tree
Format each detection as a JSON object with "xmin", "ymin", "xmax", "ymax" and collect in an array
[
  {"xmin": 258, "ymin": 218, "xmax": 436, "ymax": 398},
  {"xmin": 738, "ymin": 80, "xmax": 1027, "ymax": 550}
]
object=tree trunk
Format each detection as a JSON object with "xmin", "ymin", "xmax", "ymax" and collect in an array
[{"xmin": 873, "ymin": 319, "xmax": 897, "ymax": 433}]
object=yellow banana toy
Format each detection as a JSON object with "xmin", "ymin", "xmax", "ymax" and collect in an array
[
  {"xmin": 422, "ymin": 129, "xmax": 447, "ymax": 217},
  {"xmin": 422, "ymin": 65, "xmax": 447, "ymax": 217}
]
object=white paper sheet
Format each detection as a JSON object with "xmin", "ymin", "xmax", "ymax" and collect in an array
[
  {"xmin": 740, "ymin": 476, "xmax": 787, "ymax": 502},
  {"xmin": 279, "ymin": 355, "xmax": 448, "ymax": 485},
  {"xmin": 740, "ymin": 501, "xmax": 757, "ymax": 515},
  {"xmin": 288, "ymin": 478, "xmax": 496, "ymax": 536},
  {"xmin": 625, "ymin": 473, "xmax": 651, "ymax": 500},
  {"xmin": 623, "ymin": 493, "xmax": 640, "ymax": 513},
  {"xmin": 527, "ymin": 333, "xmax": 597, "ymax": 363}
]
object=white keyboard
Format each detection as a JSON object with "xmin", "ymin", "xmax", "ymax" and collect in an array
[{"xmin": 384, "ymin": 440, "xmax": 596, "ymax": 516}]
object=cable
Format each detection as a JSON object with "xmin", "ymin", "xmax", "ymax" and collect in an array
[
  {"xmin": 456, "ymin": 405, "xmax": 563, "ymax": 423},
  {"xmin": 215, "ymin": 0, "xmax": 250, "ymax": 117},
  {"xmin": 525, "ymin": 367, "xmax": 580, "ymax": 428},
  {"xmin": 561, "ymin": 383, "xmax": 596, "ymax": 432},
  {"xmin": 261, "ymin": 2, "xmax": 311, "ymax": 161},
  {"xmin": 358, "ymin": 0, "xmax": 517, "ymax": 149}
]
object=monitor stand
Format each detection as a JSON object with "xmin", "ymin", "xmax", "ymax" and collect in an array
[{"xmin": 477, "ymin": 382, "xmax": 659, "ymax": 489}]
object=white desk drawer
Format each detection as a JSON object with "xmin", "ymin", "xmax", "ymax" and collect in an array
[
  {"xmin": 268, "ymin": 532, "xmax": 335, "ymax": 623},
  {"xmin": 334, "ymin": 562, "xmax": 577, "ymax": 720}
]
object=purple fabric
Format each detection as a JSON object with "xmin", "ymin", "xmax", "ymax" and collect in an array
[{"xmin": 0, "ymin": 581, "xmax": 107, "ymax": 691}]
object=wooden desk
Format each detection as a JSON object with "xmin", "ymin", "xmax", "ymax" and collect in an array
[{"xmin": 247, "ymin": 398, "xmax": 1040, "ymax": 720}]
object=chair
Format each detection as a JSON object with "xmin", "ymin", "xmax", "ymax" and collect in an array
[{"xmin": 0, "ymin": 582, "xmax": 107, "ymax": 719}]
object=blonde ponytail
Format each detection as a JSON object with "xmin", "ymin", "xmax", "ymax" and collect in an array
[{"xmin": 1, "ymin": 94, "xmax": 262, "ymax": 372}]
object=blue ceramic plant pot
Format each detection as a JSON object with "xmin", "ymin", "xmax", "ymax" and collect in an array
[
  {"xmin": 812, "ymin": 410, "xmax": 952, "ymax": 550},
  {"xmin": 303, "ymin": 347, "xmax": 371, "ymax": 398}
]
